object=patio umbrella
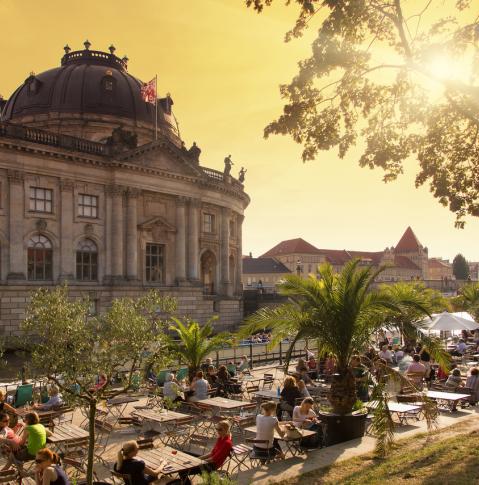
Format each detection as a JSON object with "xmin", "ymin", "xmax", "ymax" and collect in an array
[{"xmin": 419, "ymin": 311, "xmax": 479, "ymax": 332}]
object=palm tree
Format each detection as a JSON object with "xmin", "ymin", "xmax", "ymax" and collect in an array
[
  {"xmin": 168, "ymin": 318, "xmax": 231, "ymax": 380},
  {"xmin": 454, "ymin": 282, "xmax": 479, "ymax": 320},
  {"xmin": 241, "ymin": 260, "xmax": 448, "ymax": 453}
]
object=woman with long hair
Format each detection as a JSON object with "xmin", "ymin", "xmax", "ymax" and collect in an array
[
  {"xmin": 34, "ymin": 448, "xmax": 69, "ymax": 485},
  {"xmin": 116, "ymin": 441, "xmax": 164, "ymax": 484}
]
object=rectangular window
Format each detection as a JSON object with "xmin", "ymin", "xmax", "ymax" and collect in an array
[
  {"xmin": 78, "ymin": 194, "xmax": 98, "ymax": 218},
  {"xmin": 145, "ymin": 243, "xmax": 164, "ymax": 283},
  {"xmin": 29, "ymin": 187, "xmax": 53, "ymax": 213},
  {"xmin": 203, "ymin": 213, "xmax": 215, "ymax": 233}
]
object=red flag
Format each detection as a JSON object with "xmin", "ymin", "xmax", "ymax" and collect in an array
[{"xmin": 141, "ymin": 77, "xmax": 157, "ymax": 104}]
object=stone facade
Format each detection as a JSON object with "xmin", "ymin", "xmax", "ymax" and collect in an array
[{"xmin": 0, "ymin": 45, "xmax": 249, "ymax": 338}]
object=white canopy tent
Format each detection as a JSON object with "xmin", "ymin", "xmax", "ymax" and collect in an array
[{"xmin": 418, "ymin": 311, "xmax": 479, "ymax": 332}]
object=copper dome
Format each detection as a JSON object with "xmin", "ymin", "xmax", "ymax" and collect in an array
[{"xmin": 1, "ymin": 44, "xmax": 173, "ymax": 131}]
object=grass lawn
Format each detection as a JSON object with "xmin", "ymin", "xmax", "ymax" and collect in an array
[{"xmin": 279, "ymin": 427, "xmax": 479, "ymax": 485}]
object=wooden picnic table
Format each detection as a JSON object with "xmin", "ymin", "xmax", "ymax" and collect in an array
[
  {"xmin": 132, "ymin": 408, "xmax": 190, "ymax": 424},
  {"xmin": 140, "ymin": 446, "xmax": 206, "ymax": 476},
  {"xmin": 244, "ymin": 425, "xmax": 317, "ymax": 456},
  {"xmin": 198, "ymin": 397, "xmax": 249, "ymax": 411},
  {"xmin": 106, "ymin": 395, "xmax": 140, "ymax": 406},
  {"xmin": 47, "ymin": 423, "xmax": 90, "ymax": 444}
]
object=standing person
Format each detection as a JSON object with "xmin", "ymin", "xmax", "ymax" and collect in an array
[
  {"xmin": 419, "ymin": 347, "xmax": 433, "ymax": 386},
  {"xmin": 116, "ymin": 441, "xmax": 164, "ymax": 484},
  {"xmin": 255, "ymin": 402, "xmax": 285, "ymax": 459},
  {"xmin": 238, "ymin": 355, "xmax": 250, "ymax": 373},
  {"xmin": 34, "ymin": 448, "xmax": 70, "ymax": 485}
]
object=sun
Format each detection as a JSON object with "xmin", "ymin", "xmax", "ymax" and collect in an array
[{"xmin": 427, "ymin": 54, "xmax": 472, "ymax": 83}]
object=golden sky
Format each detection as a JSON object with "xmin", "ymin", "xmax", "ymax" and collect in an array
[{"xmin": 1, "ymin": 0, "xmax": 478, "ymax": 261}]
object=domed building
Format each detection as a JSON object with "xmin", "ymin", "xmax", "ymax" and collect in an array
[{"xmin": 0, "ymin": 42, "xmax": 249, "ymax": 337}]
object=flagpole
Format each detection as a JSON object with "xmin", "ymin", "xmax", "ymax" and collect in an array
[{"xmin": 155, "ymin": 75, "xmax": 158, "ymax": 141}]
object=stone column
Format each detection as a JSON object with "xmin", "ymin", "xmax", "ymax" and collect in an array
[
  {"xmin": 111, "ymin": 185, "xmax": 125, "ymax": 280},
  {"xmin": 104, "ymin": 186, "xmax": 112, "ymax": 281},
  {"xmin": 220, "ymin": 207, "xmax": 231, "ymax": 296},
  {"xmin": 236, "ymin": 214, "xmax": 244, "ymax": 295},
  {"xmin": 59, "ymin": 179, "xmax": 74, "ymax": 281},
  {"xmin": 7, "ymin": 170, "xmax": 25, "ymax": 280},
  {"xmin": 187, "ymin": 199, "xmax": 200, "ymax": 282},
  {"xmin": 126, "ymin": 188, "xmax": 139, "ymax": 281},
  {"xmin": 175, "ymin": 197, "xmax": 187, "ymax": 284}
]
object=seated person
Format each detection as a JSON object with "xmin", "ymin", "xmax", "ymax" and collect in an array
[
  {"xmin": 34, "ymin": 385, "xmax": 63, "ymax": 411},
  {"xmin": 214, "ymin": 366, "xmax": 231, "ymax": 396},
  {"xmin": 0, "ymin": 412, "xmax": 22, "ymax": 449},
  {"xmin": 295, "ymin": 359, "xmax": 314, "ymax": 385},
  {"xmin": 188, "ymin": 371, "xmax": 210, "ymax": 402},
  {"xmin": 206, "ymin": 366, "xmax": 218, "ymax": 386},
  {"xmin": 307, "ymin": 356, "xmax": 318, "ymax": 380},
  {"xmin": 465, "ymin": 367, "xmax": 479, "ymax": 403},
  {"xmin": 181, "ymin": 420, "xmax": 233, "ymax": 484},
  {"xmin": 297, "ymin": 379, "xmax": 310, "ymax": 398},
  {"xmin": 379, "ymin": 345, "xmax": 393, "ymax": 365},
  {"xmin": 292, "ymin": 397, "xmax": 321, "ymax": 447},
  {"xmin": 451, "ymin": 339, "xmax": 467, "ymax": 356},
  {"xmin": 394, "ymin": 345, "xmax": 404, "ymax": 362},
  {"xmin": 89, "ymin": 373, "xmax": 108, "ymax": 393},
  {"xmin": 201, "ymin": 358, "xmax": 215, "ymax": 374},
  {"xmin": 0, "ymin": 391, "xmax": 17, "ymax": 416},
  {"xmin": 277, "ymin": 376, "xmax": 302, "ymax": 420},
  {"xmin": 163, "ymin": 374, "xmax": 184, "ymax": 403},
  {"xmin": 4, "ymin": 412, "xmax": 51, "ymax": 469},
  {"xmin": 445, "ymin": 368, "xmax": 464, "ymax": 390},
  {"xmin": 255, "ymin": 401, "xmax": 285, "ymax": 459},
  {"xmin": 34, "ymin": 448, "xmax": 69, "ymax": 485},
  {"xmin": 398, "ymin": 349, "xmax": 413, "ymax": 373},
  {"xmin": 226, "ymin": 361, "xmax": 237, "ymax": 377},
  {"xmin": 406, "ymin": 355, "xmax": 426, "ymax": 387},
  {"xmin": 116, "ymin": 440, "xmax": 164, "ymax": 484},
  {"xmin": 238, "ymin": 355, "xmax": 250, "ymax": 373},
  {"xmin": 145, "ymin": 366, "xmax": 157, "ymax": 384}
]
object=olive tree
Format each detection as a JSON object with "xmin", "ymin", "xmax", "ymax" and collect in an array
[{"xmin": 22, "ymin": 286, "xmax": 176, "ymax": 485}]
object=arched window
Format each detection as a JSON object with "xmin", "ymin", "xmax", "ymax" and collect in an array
[
  {"xmin": 201, "ymin": 250, "xmax": 217, "ymax": 295},
  {"xmin": 27, "ymin": 235, "xmax": 52, "ymax": 280},
  {"xmin": 76, "ymin": 239, "xmax": 98, "ymax": 281}
]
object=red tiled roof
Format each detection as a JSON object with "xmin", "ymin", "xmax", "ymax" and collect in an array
[
  {"xmin": 428, "ymin": 258, "xmax": 450, "ymax": 269},
  {"xmin": 395, "ymin": 227, "xmax": 422, "ymax": 253},
  {"xmin": 394, "ymin": 255, "xmax": 420, "ymax": 270},
  {"xmin": 261, "ymin": 238, "xmax": 321, "ymax": 257}
]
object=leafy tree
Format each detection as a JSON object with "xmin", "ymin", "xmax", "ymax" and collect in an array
[
  {"xmin": 241, "ymin": 260, "xmax": 447, "ymax": 454},
  {"xmin": 22, "ymin": 286, "xmax": 176, "ymax": 485},
  {"xmin": 453, "ymin": 253, "xmax": 470, "ymax": 279},
  {"xmin": 246, "ymin": 0, "xmax": 479, "ymax": 226},
  {"xmin": 168, "ymin": 318, "xmax": 231, "ymax": 380}
]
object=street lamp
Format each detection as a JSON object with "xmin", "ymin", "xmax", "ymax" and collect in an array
[{"xmin": 296, "ymin": 259, "xmax": 302, "ymax": 277}]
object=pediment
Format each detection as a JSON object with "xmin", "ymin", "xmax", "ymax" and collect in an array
[
  {"xmin": 116, "ymin": 140, "xmax": 202, "ymax": 177},
  {"xmin": 139, "ymin": 216, "xmax": 176, "ymax": 232}
]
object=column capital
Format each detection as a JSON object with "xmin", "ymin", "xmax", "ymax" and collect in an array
[
  {"xmin": 59, "ymin": 179, "xmax": 75, "ymax": 192},
  {"xmin": 176, "ymin": 196, "xmax": 189, "ymax": 207},
  {"xmin": 106, "ymin": 184, "xmax": 126, "ymax": 197},
  {"xmin": 221, "ymin": 207, "xmax": 232, "ymax": 218},
  {"xmin": 189, "ymin": 198, "xmax": 202, "ymax": 208},
  {"xmin": 127, "ymin": 187, "xmax": 141, "ymax": 199},
  {"xmin": 7, "ymin": 170, "xmax": 24, "ymax": 185}
]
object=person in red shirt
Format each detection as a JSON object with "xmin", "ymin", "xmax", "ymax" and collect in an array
[{"xmin": 181, "ymin": 421, "xmax": 232, "ymax": 483}]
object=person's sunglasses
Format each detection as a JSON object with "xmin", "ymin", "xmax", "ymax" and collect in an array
[{"xmin": 35, "ymin": 459, "xmax": 46, "ymax": 464}]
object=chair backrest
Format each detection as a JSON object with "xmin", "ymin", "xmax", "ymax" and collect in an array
[
  {"xmin": 176, "ymin": 367, "xmax": 189, "ymax": 382},
  {"xmin": 156, "ymin": 370, "xmax": 169, "ymax": 386},
  {"xmin": 112, "ymin": 468, "xmax": 132, "ymax": 485},
  {"xmin": 245, "ymin": 438, "xmax": 269, "ymax": 446},
  {"xmin": 14, "ymin": 384, "xmax": 34, "ymax": 408}
]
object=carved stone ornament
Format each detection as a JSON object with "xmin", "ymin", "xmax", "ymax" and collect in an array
[
  {"xmin": 7, "ymin": 170, "xmax": 25, "ymax": 185},
  {"xmin": 59, "ymin": 179, "xmax": 74, "ymax": 192},
  {"xmin": 35, "ymin": 219, "xmax": 47, "ymax": 231},
  {"xmin": 84, "ymin": 223, "xmax": 94, "ymax": 235},
  {"xmin": 152, "ymin": 224, "xmax": 166, "ymax": 241}
]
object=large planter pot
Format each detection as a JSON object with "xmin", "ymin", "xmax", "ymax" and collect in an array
[{"xmin": 319, "ymin": 411, "xmax": 367, "ymax": 446}]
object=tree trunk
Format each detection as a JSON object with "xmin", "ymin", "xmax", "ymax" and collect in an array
[
  {"xmin": 328, "ymin": 369, "xmax": 357, "ymax": 415},
  {"xmin": 86, "ymin": 399, "xmax": 97, "ymax": 485}
]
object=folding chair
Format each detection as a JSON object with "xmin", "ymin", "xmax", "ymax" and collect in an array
[
  {"xmin": 94, "ymin": 419, "xmax": 114, "ymax": 465},
  {"xmin": 161, "ymin": 416, "xmax": 195, "ymax": 449},
  {"xmin": 262, "ymin": 374, "xmax": 274, "ymax": 390},
  {"xmin": 184, "ymin": 433, "xmax": 209, "ymax": 455},
  {"xmin": 223, "ymin": 443, "xmax": 253, "ymax": 476},
  {"xmin": 111, "ymin": 468, "xmax": 132, "ymax": 485},
  {"xmin": 245, "ymin": 439, "xmax": 281, "ymax": 466},
  {"xmin": 0, "ymin": 469, "xmax": 17, "ymax": 484},
  {"xmin": 13, "ymin": 384, "xmax": 34, "ymax": 408},
  {"xmin": 244, "ymin": 384, "xmax": 260, "ymax": 401}
]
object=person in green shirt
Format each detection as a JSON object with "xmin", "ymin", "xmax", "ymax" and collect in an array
[{"xmin": 4, "ymin": 411, "xmax": 51, "ymax": 470}]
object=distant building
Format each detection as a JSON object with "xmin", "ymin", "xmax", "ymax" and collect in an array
[
  {"xmin": 468, "ymin": 262, "xmax": 479, "ymax": 281},
  {"xmin": 242, "ymin": 256, "xmax": 291, "ymax": 290},
  {"xmin": 260, "ymin": 227, "xmax": 452, "ymax": 282}
]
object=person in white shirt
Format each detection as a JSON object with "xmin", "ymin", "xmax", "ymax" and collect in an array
[
  {"xmin": 297, "ymin": 380, "xmax": 310, "ymax": 398},
  {"xmin": 451, "ymin": 339, "xmax": 467, "ymax": 356},
  {"xmin": 255, "ymin": 401, "xmax": 285, "ymax": 459},
  {"xmin": 292, "ymin": 398, "xmax": 321, "ymax": 448},
  {"xmin": 189, "ymin": 371, "xmax": 210, "ymax": 402},
  {"xmin": 163, "ymin": 374, "xmax": 184, "ymax": 402},
  {"xmin": 398, "ymin": 350, "xmax": 413, "ymax": 373},
  {"xmin": 379, "ymin": 345, "xmax": 393, "ymax": 364}
]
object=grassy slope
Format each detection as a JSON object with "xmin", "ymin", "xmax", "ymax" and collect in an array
[{"xmin": 280, "ymin": 422, "xmax": 479, "ymax": 485}]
